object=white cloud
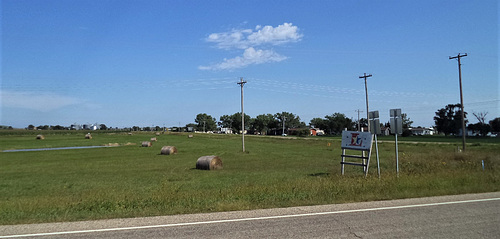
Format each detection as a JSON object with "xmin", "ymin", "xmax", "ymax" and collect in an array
[
  {"xmin": 247, "ymin": 23, "xmax": 302, "ymax": 46},
  {"xmin": 206, "ymin": 23, "xmax": 302, "ymax": 50},
  {"xmin": 201, "ymin": 22, "xmax": 302, "ymax": 70},
  {"xmin": 1, "ymin": 90, "xmax": 82, "ymax": 112},
  {"xmin": 199, "ymin": 47, "xmax": 287, "ymax": 71}
]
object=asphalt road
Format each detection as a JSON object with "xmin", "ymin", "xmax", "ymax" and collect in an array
[{"xmin": 1, "ymin": 192, "xmax": 499, "ymax": 238}]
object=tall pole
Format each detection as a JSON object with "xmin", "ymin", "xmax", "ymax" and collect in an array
[
  {"xmin": 359, "ymin": 73, "xmax": 372, "ymax": 132},
  {"xmin": 449, "ymin": 53, "xmax": 467, "ymax": 152},
  {"xmin": 355, "ymin": 109, "xmax": 363, "ymax": 131},
  {"xmin": 282, "ymin": 116, "xmax": 286, "ymax": 135},
  {"xmin": 237, "ymin": 77, "xmax": 247, "ymax": 152}
]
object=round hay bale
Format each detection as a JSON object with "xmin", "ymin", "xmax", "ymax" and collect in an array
[
  {"xmin": 85, "ymin": 133, "xmax": 92, "ymax": 139},
  {"xmin": 196, "ymin": 155, "xmax": 223, "ymax": 170},
  {"xmin": 128, "ymin": 132, "xmax": 133, "ymax": 135},
  {"xmin": 155, "ymin": 132, "xmax": 160, "ymax": 136},
  {"xmin": 150, "ymin": 137, "xmax": 157, "ymax": 142},
  {"xmin": 188, "ymin": 134, "xmax": 194, "ymax": 138},
  {"xmin": 160, "ymin": 146, "xmax": 177, "ymax": 155},
  {"xmin": 142, "ymin": 141, "xmax": 152, "ymax": 147},
  {"xmin": 36, "ymin": 135, "xmax": 45, "ymax": 140}
]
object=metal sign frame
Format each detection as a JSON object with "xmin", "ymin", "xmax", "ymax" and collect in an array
[
  {"xmin": 390, "ymin": 108, "xmax": 402, "ymax": 177},
  {"xmin": 369, "ymin": 111, "xmax": 381, "ymax": 178},
  {"xmin": 340, "ymin": 131, "xmax": 374, "ymax": 177}
]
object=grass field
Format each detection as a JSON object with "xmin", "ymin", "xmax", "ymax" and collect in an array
[{"xmin": 0, "ymin": 130, "xmax": 499, "ymax": 225}]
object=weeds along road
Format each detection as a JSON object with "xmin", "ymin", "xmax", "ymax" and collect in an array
[{"xmin": 1, "ymin": 192, "xmax": 499, "ymax": 238}]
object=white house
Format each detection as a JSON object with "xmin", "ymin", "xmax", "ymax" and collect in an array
[{"xmin": 410, "ymin": 127, "xmax": 435, "ymax": 135}]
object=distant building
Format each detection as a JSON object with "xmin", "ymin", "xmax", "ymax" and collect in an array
[
  {"xmin": 220, "ymin": 128, "xmax": 233, "ymax": 134},
  {"xmin": 310, "ymin": 128, "xmax": 325, "ymax": 136},
  {"xmin": 381, "ymin": 126, "xmax": 391, "ymax": 136},
  {"xmin": 410, "ymin": 127, "xmax": 435, "ymax": 136},
  {"xmin": 76, "ymin": 123, "xmax": 99, "ymax": 130},
  {"xmin": 70, "ymin": 123, "xmax": 82, "ymax": 130}
]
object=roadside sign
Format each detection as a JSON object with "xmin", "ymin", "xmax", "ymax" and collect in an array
[
  {"xmin": 389, "ymin": 108, "xmax": 403, "ymax": 177},
  {"xmin": 341, "ymin": 131, "xmax": 372, "ymax": 150},
  {"xmin": 340, "ymin": 131, "xmax": 376, "ymax": 177},
  {"xmin": 390, "ymin": 109, "xmax": 402, "ymax": 135},
  {"xmin": 390, "ymin": 108, "xmax": 401, "ymax": 118}
]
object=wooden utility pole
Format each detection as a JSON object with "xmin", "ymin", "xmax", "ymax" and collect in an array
[
  {"xmin": 237, "ymin": 77, "xmax": 247, "ymax": 152},
  {"xmin": 449, "ymin": 53, "xmax": 467, "ymax": 152},
  {"xmin": 359, "ymin": 73, "xmax": 372, "ymax": 132}
]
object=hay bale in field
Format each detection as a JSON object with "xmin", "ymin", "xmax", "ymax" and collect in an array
[
  {"xmin": 160, "ymin": 146, "xmax": 177, "ymax": 155},
  {"xmin": 36, "ymin": 135, "xmax": 45, "ymax": 140},
  {"xmin": 142, "ymin": 141, "xmax": 152, "ymax": 147},
  {"xmin": 128, "ymin": 132, "xmax": 133, "ymax": 135},
  {"xmin": 188, "ymin": 134, "xmax": 194, "ymax": 138},
  {"xmin": 150, "ymin": 137, "xmax": 157, "ymax": 142},
  {"xmin": 196, "ymin": 155, "xmax": 223, "ymax": 170},
  {"xmin": 156, "ymin": 132, "xmax": 161, "ymax": 136},
  {"xmin": 85, "ymin": 133, "xmax": 92, "ymax": 139}
]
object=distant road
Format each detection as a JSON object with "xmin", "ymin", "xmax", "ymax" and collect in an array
[{"xmin": 1, "ymin": 192, "xmax": 499, "ymax": 238}]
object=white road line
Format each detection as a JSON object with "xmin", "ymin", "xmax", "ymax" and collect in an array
[{"xmin": 2, "ymin": 197, "xmax": 499, "ymax": 238}]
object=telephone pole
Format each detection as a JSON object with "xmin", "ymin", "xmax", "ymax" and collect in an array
[
  {"xmin": 449, "ymin": 53, "xmax": 467, "ymax": 152},
  {"xmin": 359, "ymin": 73, "xmax": 372, "ymax": 132},
  {"xmin": 355, "ymin": 109, "xmax": 363, "ymax": 131},
  {"xmin": 237, "ymin": 77, "xmax": 247, "ymax": 152},
  {"xmin": 282, "ymin": 116, "xmax": 286, "ymax": 136}
]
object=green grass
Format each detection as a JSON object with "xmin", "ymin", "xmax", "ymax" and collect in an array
[{"xmin": 0, "ymin": 131, "xmax": 499, "ymax": 225}]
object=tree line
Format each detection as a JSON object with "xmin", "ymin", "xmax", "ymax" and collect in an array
[
  {"xmin": 17, "ymin": 103, "xmax": 500, "ymax": 137},
  {"xmin": 434, "ymin": 103, "xmax": 500, "ymax": 136}
]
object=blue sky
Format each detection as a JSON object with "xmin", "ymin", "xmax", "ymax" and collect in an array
[{"xmin": 1, "ymin": 0, "xmax": 498, "ymax": 128}]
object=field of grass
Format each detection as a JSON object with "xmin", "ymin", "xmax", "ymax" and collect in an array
[{"xmin": 0, "ymin": 130, "xmax": 499, "ymax": 225}]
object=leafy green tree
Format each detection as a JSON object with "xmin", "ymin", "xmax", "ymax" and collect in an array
[
  {"xmin": 195, "ymin": 113, "xmax": 217, "ymax": 132},
  {"xmin": 229, "ymin": 112, "xmax": 251, "ymax": 133},
  {"xmin": 468, "ymin": 112, "xmax": 491, "ymax": 136},
  {"xmin": 402, "ymin": 113, "xmax": 413, "ymax": 129},
  {"xmin": 100, "ymin": 124, "xmax": 108, "ymax": 130},
  {"xmin": 310, "ymin": 117, "xmax": 328, "ymax": 130},
  {"xmin": 434, "ymin": 104, "xmax": 468, "ymax": 136},
  {"xmin": 252, "ymin": 114, "xmax": 275, "ymax": 134},
  {"xmin": 274, "ymin": 112, "xmax": 305, "ymax": 132},
  {"xmin": 490, "ymin": 117, "xmax": 500, "ymax": 133},
  {"xmin": 325, "ymin": 113, "xmax": 354, "ymax": 135},
  {"xmin": 468, "ymin": 123, "xmax": 491, "ymax": 137},
  {"xmin": 27, "ymin": 124, "xmax": 35, "ymax": 130},
  {"xmin": 37, "ymin": 125, "xmax": 49, "ymax": 130},
  {"xmin": 51, "ymin": 125, "xmax": 65, "ymax": 130},
  {"xmin": 219, "ymin": 115, "xmax": 233, "ymax": 128}
]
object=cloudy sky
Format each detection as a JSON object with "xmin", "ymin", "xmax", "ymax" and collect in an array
[{"xmin": 1, "ymin": 0, "xmax": 498, "ymax": 128}]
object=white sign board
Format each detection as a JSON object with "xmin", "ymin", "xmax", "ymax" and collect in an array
[{"xmin": 341, "ymin": 131, "xmax": 373, "ymax": 150}]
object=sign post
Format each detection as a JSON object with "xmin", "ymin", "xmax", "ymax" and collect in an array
[
  {"xmin": 340, "ymin": 131, "xmax": 374, "ymax": 177},
  {"xmin": 369, "ymin": 111, "xmax": 381, "ymax": 179},
  {"xmin": 390, "ymin": 109, "xmax": 402, "ymax": 177}
]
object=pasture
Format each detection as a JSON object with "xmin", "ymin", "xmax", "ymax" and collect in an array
[{"xmin": 0, "ymin": 130, "xmax": 499, "ymax": 225}]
